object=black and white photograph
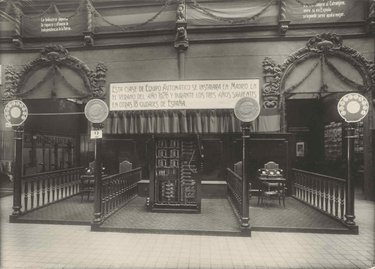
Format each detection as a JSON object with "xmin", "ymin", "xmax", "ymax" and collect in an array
[{"xmin": 0, "ymin": 0, "xmax": 374, "ymax": 268}]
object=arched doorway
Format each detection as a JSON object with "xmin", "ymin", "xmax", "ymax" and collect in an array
[
  {"xmin": 2, "ymin": 45, "xmax": 107, "ymax": 216},
  {"xmin": 264, "ymin": 33, "xmax": 374, "ymax": 199}
]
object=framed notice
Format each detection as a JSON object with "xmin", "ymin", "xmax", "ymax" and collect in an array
[{"xmin": 296, "ymin": 142, "xmax": 305, "ymax": 157}]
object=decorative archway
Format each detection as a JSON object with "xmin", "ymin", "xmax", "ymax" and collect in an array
[
  {"xmin": 2, "ymin": 44, "xmax": 107, "ymax": 100},
  {"xmin": 262, "ymin": 32, "xmax": 375, "ymax": 200}
]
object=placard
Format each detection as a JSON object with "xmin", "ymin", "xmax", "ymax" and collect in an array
[
  {"xmin": 90, "ymin": 130, "xmax": 103, "ymax": 139},
  {"xmin": 110, "ymin": 79, "xmax": 259, "ymax": 111},
  {"xmin": 285, "ymin": 0, "xmax": 365, "ymax": 24},
  {"xmin": 22, "ymin": 12, "xmax": 85, "ymax": 38}
]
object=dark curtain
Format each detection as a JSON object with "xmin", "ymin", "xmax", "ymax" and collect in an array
[{"xmin": 104, "ymin": 110, "xmax": 255, "ymax": 134}]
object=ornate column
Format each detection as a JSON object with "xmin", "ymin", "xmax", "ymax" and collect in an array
[
  {"xmin": 11, "ymin": 126, "xmax": 24, "ymax": 218},
  {"xmin": 9, "ymin": 3, "xmax": 23, "ymax": 48},
  {"xmin": 278, "ymin": 0, "xmax": 290, "ymax": 35},
  {"xmin": 84, "ymin": 0, "xmax": 94, "ymax": 46},
  {"xmin": 174, "ymin": 0, "xmax": 189, "ymax": 80}
]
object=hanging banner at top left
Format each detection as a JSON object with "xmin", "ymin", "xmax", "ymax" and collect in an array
[{"xmin": 21, "ymin": 4, "xmax": 86, "ymax": 38}]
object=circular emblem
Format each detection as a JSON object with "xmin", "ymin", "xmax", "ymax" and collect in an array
[
  {"xmin": 84, "ymin": 99, "xmax": 109, "ymax": 123},
  {"xmin": 4, "ymin": 100, "xmax": 28, "ymax": 126},
  {"xmin": 337, "ymin": 93, "xmax": 369, "ymax": 123},
  {"xmin": 234, "ymin": 97, "xmax": 260, "ymax": 122}
]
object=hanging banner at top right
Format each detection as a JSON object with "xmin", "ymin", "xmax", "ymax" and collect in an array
[{"xmin": 285, "ymin": 0, "xmax": 366, "ymax": 24}]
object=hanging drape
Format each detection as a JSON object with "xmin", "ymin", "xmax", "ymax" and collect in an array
[{"xmin": 104, "ymin": 110, "xmax": 257, "ymax": 134}]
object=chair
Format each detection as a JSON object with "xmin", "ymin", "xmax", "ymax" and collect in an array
[
  {"xmin": 119, "ymin": 160, "xmax": 132, "ymax": 173},
  {"xmin": 257, "ymin": 161, "xmax": 286, "ymax": 207},
  {"xmin": 80, "ymin": 173, "xmax": 95, "ymax": 202}
]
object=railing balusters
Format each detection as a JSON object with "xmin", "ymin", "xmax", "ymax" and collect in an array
[
  {"xmin": 41, "ymin": 177, "xmax": 45, "ymax": 206},
  {"xmin": 36, "ymin": 178, "xmax": 40, "ymax": 208},
  {"xmin": 292, "ymin": 169, "xmax": 346, "ymax": 222},
  {"xmin": 335, "ymin": 183, "xmax": 339, "ymax": 218},
  {"xmin": 19, "ymin": 167, "xmax": 84, "ymax": 215},
  {"xmin": 24, "ymin": 180, "xmax": 29, "ymax": 211},
  {"xmin": 100, "ymin": 168, "xmax": 142, "ymax": 219},
  {"xmin": 329, "ymin": 182, "xmax": 334, "ymax": 215},
  {"xmin": 340, "ymin": 185, "xmax": 345, "ymax": 220}
]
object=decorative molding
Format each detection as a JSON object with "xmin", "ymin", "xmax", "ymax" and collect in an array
[
  {"xmin": 174, "ymin": 0, "xmax": 189, "ymax": 50},
  {"xmin": 2, "ymin": 45, "xmax": 108, "ymax": 100},
  {"xmin": 278, "ymin": 0, "xmax": 290, "ymax": 35},
  {"xmin": 262, "ymin": 57, "xmax": 281, "ymax": 109},
  {"xmin": 83, "ymin": 31, "xmax": 94, "ymax": 47},
  {"xmin": 3, "ymin": 65, "xmax": 20, "ymax": 100}
]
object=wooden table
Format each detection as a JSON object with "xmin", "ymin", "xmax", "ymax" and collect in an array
[{"xmin": 258, "ymin": 176, "xmax": 286, "ymax": 207}]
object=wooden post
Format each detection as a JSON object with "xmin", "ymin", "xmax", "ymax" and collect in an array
[
  {"xmin": 344, "ymin": 122, "xmax": 356, "ymax": 226},
  {"xmin": 11, "ymin": 126, "xmax": 23, "ymax": 217},
  {"xmin": 93, "ymin": 123, "xmax": 103, "ymax": 224},
  {"xmin": 241, "ymin": 122, "xmax": 250, "ymax": 229}
]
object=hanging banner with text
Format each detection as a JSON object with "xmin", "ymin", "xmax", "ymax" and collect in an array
[
  {"xmin": 110, "ymin": 80, "xmax": 259, "ymax": 111},
  {"xmin": 285, "ymin": 0, "xmax": 365, "ymax": 24},
  {"xmin": 22, "ymin": 11, "xmax": 85, "ymax": 38}
]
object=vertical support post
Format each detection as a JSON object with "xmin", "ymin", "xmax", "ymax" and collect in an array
[
  {"xmin": 241, "ymin": 122, "xmax": 250, "ymax": 229},
  {"xmin": 11, "ymin": 126, "xmax": 24, "ymax": 217},
  {"xmin": 93, "ymin": 123, "xmax": 103, "ymax": 224},
  {"xmin": 344, "ymin": 122, "xmax": 356, "ymax": 226},
  {"xmin": 177, "ymin": 49, "xmax": 186, "ymax": 80}
]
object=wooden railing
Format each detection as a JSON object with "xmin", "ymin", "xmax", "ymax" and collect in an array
[
  {"xmin": 226, "ymin": 168, "xmax": 243, "ymax": 217},
  {"xmin": 101, "ymin": 167, "xmax": 142, "ymax": 219},
  {"xmin": 292, "ymin": 169, "xmax": 346, "ymax": 221},
  {"xmin": 21, "ymin": 167, "xmax": 85, "ymax": 214}
]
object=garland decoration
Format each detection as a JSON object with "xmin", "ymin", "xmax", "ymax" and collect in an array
[
  {"xmin": 17, "ymin": 65, "xmax": 89, "ymax": 98},
  {"xmin": 189, "ymin": 0, "xmax": 275, "ymax": 24},
  {"xmin": 324, "ymin": 57, "xmax": 366, "ymax": 91},
  {"xmin": 284, "ymin": 60, "xmax": 320, "ymax": 94},
  {"xmin": 88, "ymin": 0, "xmax": 171, "ymax": 31},
  {"xmin": 295, "ymin": 0, "xmax": 323, "ymax": 7}
]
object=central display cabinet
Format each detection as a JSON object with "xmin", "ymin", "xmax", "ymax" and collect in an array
[{"xmin": 148, "ymin": 135, "xmax": 202, "ymax": 213}]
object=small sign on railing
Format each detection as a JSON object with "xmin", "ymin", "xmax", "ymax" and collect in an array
[{"xmin": 90, "ymin": 130, "xmax": 102, "ymax": 139}]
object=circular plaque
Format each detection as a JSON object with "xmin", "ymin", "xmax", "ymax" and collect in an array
[
  {"xmin": 84, "ymin": 99, "xmax": 109, "ymax": 123},
  {"xmin": 337, "ymin": 93, "xmax": 369, "ymax": 123},
  {"xmin": 234, "ymin": 97, "xmax": 260, "ymax": 122},
  {"xmin": 4, "ymin": 100, "xmax": 28, "ymax": 126}
]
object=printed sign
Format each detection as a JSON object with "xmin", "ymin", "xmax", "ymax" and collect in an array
[
  {"xmin": 110, "ymin": 80, "xmax": 259, "ymax": 111},
  {"xmin": 285, "ymin": 0, "xmax": 365, "ymax": 24},
  {"xmin": 22, "ymin": 12, "xmax": 85, "ymax": 38},
  {"xmin": 337, "ymin": 93, "xmax": 369, "ymax": 123},
  {"xmin": 90, "ymin": 130, "xmax": 103, "ymax": 139}
]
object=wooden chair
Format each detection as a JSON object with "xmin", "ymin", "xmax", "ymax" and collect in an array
[
  {"xmin": 119, "ymin": 160, "xmax": 132, "ymax": 173},
  {"xmin": 257, "ymin": 161, "xmax": 286, "ymax": 207}
]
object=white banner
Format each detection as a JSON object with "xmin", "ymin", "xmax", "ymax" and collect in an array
[{"xmin": 110, "ymin": 79, "xmax": 259, "ymax": 111}]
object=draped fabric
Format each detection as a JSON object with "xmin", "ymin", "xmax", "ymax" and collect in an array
[
  {"xmin": 104, "ymin": 110, "xmax": 258, "ymax": 134},
  {"xmin": 187, "ymin": 0, "xmax": 278, "ymax": 27}
]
